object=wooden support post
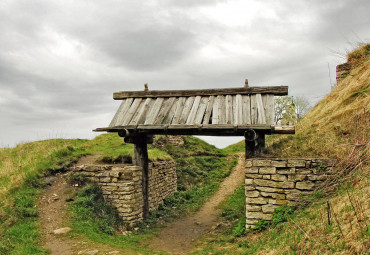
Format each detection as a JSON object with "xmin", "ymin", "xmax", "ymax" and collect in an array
[
  {"xmin": 132, "ymin": 135, "xmax": 150, "ymax": 219},
  {"xmin": 244, "ymin": 131, "xmax": 265, "ymax": 159}
]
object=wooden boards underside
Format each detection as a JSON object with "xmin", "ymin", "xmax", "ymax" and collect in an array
[{"xmin": 108, "ymin": 93, "xmax": 275, "ymax": 128}]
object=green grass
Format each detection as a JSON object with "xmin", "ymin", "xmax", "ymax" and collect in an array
[
  {"xmin": 67, "ymin": 137, "xmax": 238, "ymax": 253},
  {"xmin": 0, "ymin": 133, "xmax": 171, "ymax": 254}
]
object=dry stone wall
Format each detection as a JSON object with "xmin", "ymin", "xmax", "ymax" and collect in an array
[
  {"xmin": 72, "ymin": 160, "xmax": 176, "ymax": 226},
  {"xmin": 245, "ymin": 158, "xmax": 335, "ymax": 229}
]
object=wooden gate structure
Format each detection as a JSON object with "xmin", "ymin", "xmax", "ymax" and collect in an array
[{"xmin": 94, "ymin": 84, "xmax": 295, "ymax": 219}]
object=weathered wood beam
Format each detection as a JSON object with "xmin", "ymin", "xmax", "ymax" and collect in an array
[
  {"xmin": 132, "ymin": 135, "xmax": 149, "ymax": 219},
  {"xmin": 93, "ymin": 125, "xmax": 295, "ymax": 135},
  {"xmin": 113, "ymin": 86, "xmax": 288, "ymax": 99},
  {"xmin": 245, "ymin": 131, "xmax": 265, "ymax": 158}
]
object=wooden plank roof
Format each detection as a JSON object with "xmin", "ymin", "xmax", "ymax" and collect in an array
[{"xmin": 95, "ymin": 86, "xmax": 295, "ymax": 136}]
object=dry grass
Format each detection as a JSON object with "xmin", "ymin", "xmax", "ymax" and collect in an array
[{"xmin": 269, "ymin": 45, "xmax": 369, "ymax": 160}]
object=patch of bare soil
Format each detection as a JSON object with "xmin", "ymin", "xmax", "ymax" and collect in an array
[
  {"xmin": 38, "ymin": 154, "xmax": 127, "ymax": 255},
  {"xmin": 149, "ymin": 153, "xmax": 246, "ymax": 254}
]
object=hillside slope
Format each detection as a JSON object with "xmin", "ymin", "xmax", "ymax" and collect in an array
[{"xmin": 198, "ymin": 44, "xmax": 369, "ymax": 254}]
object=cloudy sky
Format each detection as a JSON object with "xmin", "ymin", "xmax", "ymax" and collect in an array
[{"xmin": 0, "ymin": 0, "xmax": 369, "ymax": 148}]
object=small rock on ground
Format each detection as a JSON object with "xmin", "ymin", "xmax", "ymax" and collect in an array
[{"xmin": 53, "ymin": 227, "xmax": 72, "ymax": 235}]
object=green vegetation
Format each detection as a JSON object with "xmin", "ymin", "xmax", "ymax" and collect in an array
[
  {"xmin": 67, "ymin": 136, "xmax": 237, "ymax": 253},
  {"xmin": 0, "ymin": 133, "xmax": 170, "ymax": 254}
]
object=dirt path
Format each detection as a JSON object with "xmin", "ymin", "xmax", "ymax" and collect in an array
[
  {"xmin": 149, "ymin": 153, "xmax": 245, "ymax": 254},
  {"xmin": 38, "ymin": 154, "xmax": 124, "ymax": 255}
]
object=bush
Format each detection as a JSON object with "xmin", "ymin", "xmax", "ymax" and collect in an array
[{"xmin": 272, "ymin": 205, "xmax": 295, "ymax": 226}]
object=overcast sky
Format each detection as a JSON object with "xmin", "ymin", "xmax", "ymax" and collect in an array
[{"xmin": 0, "ymin": 0, "xmax": 369, "ymax": 148}]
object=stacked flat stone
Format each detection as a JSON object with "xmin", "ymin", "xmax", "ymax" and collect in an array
[
  {"xmin": 245, "ymin": 158, "xmax": 335, "ymax": 229},
  {"xmin": 72, "ymin": 160, "xmax": 177, "ymax": 226},
  {"xmin": 148, "ymin": 161, "xmax": 177, "ymax": 211}
]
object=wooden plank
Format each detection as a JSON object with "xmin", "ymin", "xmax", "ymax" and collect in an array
[
  {"xmin": 250, "ymin": 95, "xmax": 257, "ymax": 124},
  {"xmin": 242, "ymin": 95, "xmax": 251, "ymax": 124},
  {"xmin": 256, "ymin": 94, "xmax": 267, "ymax": 124},
  {"xmin": 178, "ymin": 97, "xmax": 195, "ymax": 124},
  {"xmin": 134, "ymin": 98, "xmax": 153, "ymax": 125},
  {"xmin": 129, "ymin": 99, "xmax": 146, "ymax": 125},
  {"xmin": 236, "ymin": 94, "xmax": 243, "ymax": 125},
  {"xmin": 113, "ymin": 86, "xmax": 289, "ymax": 99},
  {"xmin": 194, "ymin": 97, "xmax": 209, "ymax": 124},
  {"xmin": 121, "ymin": 98, "xmax": 142, "ymax": 125},
  {"xmin": 144, "ymin": 97, "xmax": 164, "ymax": 125},
  {"xmin": 154, "ymin": 97, "xmax": 176, "ymax": 124},
  {"xmin": 171, "ymin": 97, "xmax": 186, "ymax": 124},
  {"xmin": 202, "ymin": 96, "xmax": 215, "ymax": 125},
  {"xmin": 225, "ymin": 95, "xmax": 233, "ymax": 124},
  {"xmin": 271, "ymin": 126, "xmax": 295, "ymax": 134},
  {"xmin": 186, "ymin": 96, "xmax": 201, "ymax": 124},
  {"xmin": 217, "ymin": 95, "xmax": 226, "ymax": 124},
  {"xmin": 232, "ymin": 95, "xmax": 237, "ymax": 125},
  {"xmin": 133, "ymin": 135, "xmax": 149, "ymax": 219},
  {"xmin": 162, "ymin": 97, "xmax": 178, "ymax": 124},
  {"xmin": 109, "ymin": 99, "xmax": 126, "ymax": 127},
  {"xmin": 212, "ymin": 96, "xmax": 219, "ymax": 124},
  {"xmin": 114, "ymin": 98, "xmax": 134, "ymax": 126},
  {"xmin": 262, "ymin": 94, "xmax": 275, "ymax": 125}
]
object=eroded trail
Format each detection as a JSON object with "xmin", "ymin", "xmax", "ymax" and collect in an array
[
  {"xmin": 149, "ymin": 153, "xmax": 245, "ymax": 254},
  {"xmin": 38, "ymin": 154, "xmax": 124, "ymax": 255}
]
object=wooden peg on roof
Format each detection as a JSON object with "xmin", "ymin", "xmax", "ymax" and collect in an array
[
  {"xmin": 244, "ymin": 79, "xmax": 249, "ymax": 88},
  {"xmin": 144, "ymin": 83, "xmax": 149, "ymax": 91}
]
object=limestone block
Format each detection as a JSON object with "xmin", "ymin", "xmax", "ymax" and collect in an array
[
  {"xmin": 245, "ymin": 167, "xmax": 259, "ymax": 174},
  {"xmin": 245, "ymin": 174, "xmax": 263, "ymax": 179},
  {"xmin": 246, "ymin": 219, "xmax": 259, "ymax": 225},
  {"xmin": 271, "ymin": 174, "xmax": 287, "ymax": 182},
  {"xmin": 245, "ymin": 186, "xmax": 256, "ymax": 191},
  {"xmin": 296, "ymin": 169, "xmax": 312, "ymax": 175},
  {"xmin": 260, "ymin": 192, "xmax": 285, "ymax": 199},
  {"xmin": 262, "ymin": 204, "xmax": 279, "ymax": 213},
  {"xmin": 268, "ymin": 199, "xmax": 287, "ymax": 205},
  {"xmin": 270, "ymin": 160, "xmax": 287, "ymax": 167},
  {"xmin": 245, "ymin": 160, "xmax": 253, "ymax": 168},
  {"xmin": 288, "ymin": 175, "xmax": 307, "ymax": 182},
  {"xmin": 252, "ymin": 159, "xmax": 272, "ymax": 167},
  {"xmin": 110, "ymin": 171, "xmax": 120, "ymax": 178},
  {"xmin": 256, "ymin": 186, "xmax": 284, "ymax": 193},
  {"xmin": 259, "ymin": 167, "xmax": 276, "ymax": 174},
  {"xmin": 277, "ymin": 182, "xmax": 295, "ymax": 189},
  {"xmin": 100, "ymin": 177, "xmax": 111, "ymax": 183},
  {"xmin": 254, "ymin": 179, "xmax": 279, "ymax": 188},
  {"xmin": 246, "ymin": 197, "xmax": 268, "ymax": 205},
  {"xmin": 287, "ymin": 159, "xmax": 306, "ymax": 167},
  {"xmin": 305, "ymin": 161, "xmax": 312, "ymax": 168},
  {"xmin": 245, "ymin": 178, "xmax": 254, "ymax": 185},
  {"xmin": 245, "ymin": 191, "xmax": 260, "ymax": 198},
  {"xmin": 277, "ymin": 168, "xmax": 296, "ymax": 175},
  {"xmin": 246, "ymin": 205, "xmax": 262, "ymax": 212},
  {"xmin": 296, "ymin": 181, "xmax": 315, "ymax": 190},
  {"xmin": 246, "ymin": 212, "xmax": 273, "ymax": 220},
  {"xmin": 263, "ymin": 175, "xmax": 271, "ymax": 180}
]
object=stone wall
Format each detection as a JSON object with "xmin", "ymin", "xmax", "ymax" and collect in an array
[
  {"xmin": 245, "ymin": 158, "xmax": 335, "ymax": 229},
  {"xmin": 72, "ymin": 160, "xmax": 177, "ymax": 226},
  {"xmin": 336, "ymin": 63, "xmax": 351, "ymax": 84},
  {"xmin": 148, "ymin": 160, "xmax": 177, "ymax": 211}
]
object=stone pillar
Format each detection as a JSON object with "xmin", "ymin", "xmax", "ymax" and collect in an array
[{"xmin": 244, "ymin": 158, "xmax": 335, "ymax": 229}]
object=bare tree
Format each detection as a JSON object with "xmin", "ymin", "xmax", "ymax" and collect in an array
[
  {"xmin": 274, "ymin": 96, "xmax": 312, "ymax": 125},
  {"xmin": 294, "ymin": 96, "xmax": 312, "ymax": 120}
]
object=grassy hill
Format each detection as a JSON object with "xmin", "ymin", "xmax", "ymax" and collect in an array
[
  {"xmin": 0, "ymin": 44, "xmax": 368, "ymax": 254},
  {"xmin": 0, "ymin": 133, "xmax": 236, "ymax": 254},
  {"xmin": 198, "ymin": 44, "xmax": 369, "ymax": 254}
]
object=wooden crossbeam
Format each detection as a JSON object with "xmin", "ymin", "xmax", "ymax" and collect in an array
[{"xmin": 113, "ymin": 86, "xmax": 288, "ymax": 99}]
